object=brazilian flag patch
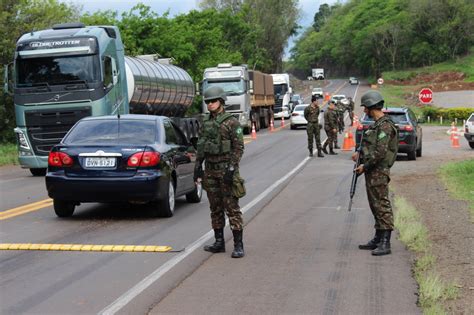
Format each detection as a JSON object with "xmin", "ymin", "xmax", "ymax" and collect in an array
[{"xmin": 378, "ymin": 131, "xmax": 387, "ymax": 140}]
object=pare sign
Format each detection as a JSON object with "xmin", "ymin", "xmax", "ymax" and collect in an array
[{"xmin": 418, "ymin": 88, "xmax": 433, "ymax": 104}]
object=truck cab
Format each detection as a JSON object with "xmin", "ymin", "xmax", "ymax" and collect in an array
[
  {"xmin": 9, "ymin": 23, "xmax": 127, "ymax": 175},
  {"xmin": 271, "ymin": 73, "xmax": 292, "ymax": 119}
]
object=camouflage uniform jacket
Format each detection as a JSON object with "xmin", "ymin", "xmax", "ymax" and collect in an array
[
  {"xmin": 361, "ymin": 115, "xmax": 398, "ymax": 172},
  {"xmin": 348, "ymin": 100, "xmax": 355, "ymax": 111},
  {"xmin": 324, "ymin": 108, "xmax": 338, "ymax": 130},
  {"xmin": 336, "ymin": 101, "xmax": 346, "ymax": 113},
  {"xmin": 304, "ymin": 104, "xmax": 320, "ymax": 123},
  {"xmin": 196, "ymin": 111, "xmax": 244, "ymax": 168}
]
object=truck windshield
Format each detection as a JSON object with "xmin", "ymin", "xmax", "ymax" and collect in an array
[
  {"xmin": 203, "ymin": 80, "xmax": 246, "ymax": 96},
  {"xmin": 16, "ymin": 54, "xmax": 100, "ymax": 87},
  {"xmin": 273, "ymin": 84, "xmax": 287, "ymax": 96}
]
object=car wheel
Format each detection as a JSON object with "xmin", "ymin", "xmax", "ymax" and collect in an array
[
  {"xmin": 291, "ymin": 124, "xmax": 296, "ymax": 130},
  {"xmin": 30, "ymin": 168, "xmax": 47, "ymax": 176},
  {"xmin": 407, "ymin": 149, "xmax": 416, "ymax": 160},
  {"xmin": 469, "ymin": 142, "xmax": 474, "ymax": 149},
  {"xmin": 186, "ymin": 180, "xmax": 202, "ymax": 203},
  {"xmin": 416, "ymin": 139, "xmax": 422, "ymax": 157},
  {"xmin": 53, "ymin": 199, "xmax": 75, "ymax": 217},
  {"xmin": 153, "ymin": 179, "xmax": 175, "ymax": 217}
]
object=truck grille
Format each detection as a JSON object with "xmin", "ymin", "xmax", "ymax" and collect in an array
[{"xmin": 25, "ymin": 107, "xmax": 91, "ymax": 156}]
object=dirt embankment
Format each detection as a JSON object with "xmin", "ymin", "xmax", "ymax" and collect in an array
[{"xmin": 386, "ymin": 71, "xmax": 474, "ymax": 92}]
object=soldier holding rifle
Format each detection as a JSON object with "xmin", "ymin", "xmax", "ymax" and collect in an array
[{"xmin": 351, "ymin": 91, "xmax": 398, "ymax": 256}]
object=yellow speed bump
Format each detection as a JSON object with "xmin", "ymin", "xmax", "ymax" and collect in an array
[{"xmin": 0, "ymin": 243, "xmax": 173, "ymax": 252}]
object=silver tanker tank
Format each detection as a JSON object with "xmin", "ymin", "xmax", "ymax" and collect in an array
[{"xmin": 124, "ymin": 56, "xmax": 195, "ymax": 117}]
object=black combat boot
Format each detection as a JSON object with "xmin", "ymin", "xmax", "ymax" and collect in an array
[
  {"xmin": 359, "ymin": 230, "xmax": 383, "ymax": 250},
  {"xmin": 317, "ymin": 148, "xmax": 324, "ymax": 158},
  {"xmin": 322, "ymin": 144, "xmax": 328, "ymax": 155},
  {"xmin": 372, "ymin": 230, "xmax": 392, "ymax": 256},
  {"xmin": 334, "ymin": 143, "xmax": 340, "ymax": 149},
  {"xmin": 204, "ymin": 228, "xmax": 225, "ymax": 253},
  {"xmin": 329, "ymin": 146, "xmax": 338, "ymax": 155},
  {"xmin": 231, "ymin": 230, "xmax": 245, "ymax": 258},
  {"xmin": 309, "ymin": 148, "xmax": 313, "ymax": 157}
]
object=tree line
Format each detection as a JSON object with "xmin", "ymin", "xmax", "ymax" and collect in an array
[
  {"xmin": 0, "ymin": 0, "xmax": 298, "ymax": 143},
  {"xmin": 288, "ymin": 0, "xmax": 474, "ymax": 79}
]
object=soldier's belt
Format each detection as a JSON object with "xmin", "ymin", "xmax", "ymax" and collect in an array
[{"xmin": 205, "ymin": 162, "xmax": 229, "ymax": 170}]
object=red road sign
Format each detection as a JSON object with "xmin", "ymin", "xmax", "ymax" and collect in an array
[{"xmin": 419, "ymin": 88, "xmax": 433, "ymax": 104}]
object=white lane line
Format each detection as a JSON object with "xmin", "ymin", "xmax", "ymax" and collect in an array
[{"xmin": 99, "ymin": 157, "xmax": 311, "ymax": 315}]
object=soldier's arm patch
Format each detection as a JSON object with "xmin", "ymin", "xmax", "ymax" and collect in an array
[
  {"xmin": 236, "ymin": 126, "xmax": 243, "ymax": 139},
  {"xmin": 378, "ymin": 131, "xmax": 387, "ymax": 140}
]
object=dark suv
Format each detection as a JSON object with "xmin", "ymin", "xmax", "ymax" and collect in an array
[{"xmin": 355, "ymin": 107, "xmax": 422, "ymax": 160}]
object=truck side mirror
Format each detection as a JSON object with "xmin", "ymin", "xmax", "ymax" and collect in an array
[
  {"xmin": 103, "ymin": 56, "xmax": 113, "ymax": 88},
  {"xmin": 289, "ymin": 87, "xmax": 293, "ymax": 94},
  {"xmin": 3, "ymin": 63, "xmax": 13, "ymax": 96},
  {"xmin": 195, "ymin": 82, "xmax": 201, "ymax": 96},
  {"xmin": 111, "ymin": 58, "xmax": 118, "ymax": 85},
  {"xmin": 249, "ymin": 80, "xmax": 253, "ymax": 94}
]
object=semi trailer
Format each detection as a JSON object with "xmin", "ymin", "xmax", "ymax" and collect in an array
[{"xmin": 4, "ymin": 23, "xmax": 197, "ymax": 176}]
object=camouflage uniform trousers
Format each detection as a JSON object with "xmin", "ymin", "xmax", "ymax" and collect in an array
[
  {"xmin": 365, "ymin": 168, "xmax": 394, "ymax": 230},
  {"xmin": 324, "ymin": 128, "xmax": 338, "ymax": 149},
  {"xmin": 203, "ymin": 169, "xmax": 243, "ymax": 231},
  {"xmin": 306, "ymin": 122, "xmax": 322, "ymax": 150}
]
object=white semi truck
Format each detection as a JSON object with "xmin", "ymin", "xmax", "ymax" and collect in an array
[
  {"xmin": 202, "ymin": 64, "xmax": 274, "ymax": 132},
  {"xmin": 271, "ymin": 73, "xmax": 292, "ymax": 119}
]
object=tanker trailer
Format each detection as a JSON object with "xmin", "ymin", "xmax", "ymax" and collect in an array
[{"xmin": 7, "ymin": 23, "xmax": 197, "ymax": 175}]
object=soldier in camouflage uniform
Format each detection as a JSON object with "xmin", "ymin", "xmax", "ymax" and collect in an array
[
  {"xmin": 304, "ymin": 95, "xmax": 324, "ymax": 158},
  {"xmin": 347, "ymin": 97, "xmax": 355, "ymax": 126},
  {"xmin": 352, "ymin": 90, "xmax": 398, "ymax": 256},
  {"xmin": 194, "ymin": 86, "xmax": 245, "ymax": 258},
  {"xmin": 322, "ymin": 101, "xmax": 339, "ymax": 155},
  {"xmin": 334, "ymin": 101, "xmax": 346, "ymax": 148}
]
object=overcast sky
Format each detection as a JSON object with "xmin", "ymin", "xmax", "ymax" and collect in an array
[{"xmin": 60, "ymin": 0, "xmax": 338, "ymax": 56}]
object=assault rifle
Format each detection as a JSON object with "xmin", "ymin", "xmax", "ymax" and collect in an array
[{"xmin": 348, "ymin": 133, "xmax": 364, "ymax": 212}]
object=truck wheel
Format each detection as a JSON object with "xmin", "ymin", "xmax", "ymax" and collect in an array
[
  {"xmin": 186, "ymin": 181, "xmax": 202, "ymax": 203},
  {"xmin": 54, "ymin": 199, "xmax": 75, "ymax": 217},
  {"xmin": 30, "ymin": 168, "xmax": 47, "ymax": 176},
  {"xmin": 469, "ymin": 142, "xmax": 474, "ymax": 149},
  {"xmin": 152, "ymin": 179, "xmax": 175, "ymax": 217}
]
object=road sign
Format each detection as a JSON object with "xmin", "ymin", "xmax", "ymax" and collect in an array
[
  {"xmin": 418, "ymin": 88, "xmax": 433, "ymax": 104},
  {"xmin": 377, "ymin": 78, "xmax": 384, "ymax": 85}
]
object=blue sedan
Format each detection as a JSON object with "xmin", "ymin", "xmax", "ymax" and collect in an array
[{"xmin": 46, "ymin": 115, "xmax": 202, "ymax": 217}]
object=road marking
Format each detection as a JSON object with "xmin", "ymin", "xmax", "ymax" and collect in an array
[
  {"xmin": 0, "ymin": 198, "xmax": 53, "ymax": 221},
  {"xmin": 0, "ymin": 243, "xmax": 173, "ymax": 252},
  {"xmin": 99, "ymin": 151, "xmax": 312, "ymax": 315}
]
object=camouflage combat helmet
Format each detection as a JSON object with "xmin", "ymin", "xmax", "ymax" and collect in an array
[
  {"xmin": 360, "ymin": 90, "xmax": 384, "ymax": 108},
  {"xmin": 203, "ymin": 86, "xmax": 227, "ymax": 102}
]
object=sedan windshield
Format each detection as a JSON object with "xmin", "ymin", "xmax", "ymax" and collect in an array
[
  {"xmin": 64, "ymin": 120, "xmax": 157, "ymax": 145},
  {"xmin": 16, "ymin": 54, "xmax": 100, "ymax": 86}
]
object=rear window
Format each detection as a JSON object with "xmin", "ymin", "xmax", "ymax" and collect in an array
[
  {"xmin": 294, "ymin": 105, "xmax": 308, "ymax": 111},
  {"xmin": 469, "ymin": 114, "xmax": 474, "ymax": 122},
  {"xmin": 362, "ymin": 112, "xmax": 409, "ymax": 124},
  {"xmin": 64, "ymin": 119, "xmax": 157, "ymax": 144}
]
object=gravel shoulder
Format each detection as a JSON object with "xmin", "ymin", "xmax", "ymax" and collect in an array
[{"xmin": 391, "ymin": 125, "xmax": 473, "ymax": 314}]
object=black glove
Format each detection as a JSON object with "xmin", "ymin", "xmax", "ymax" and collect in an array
[
  {"xmin": 223, "ymin": 167, "xmax": 235, "ymax": 185},
  {"xmin": 194, "ymin": 164, "xmax": 203, "ymax": 182}
]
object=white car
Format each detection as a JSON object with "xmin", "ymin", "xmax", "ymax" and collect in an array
[
  {"xmin": 274, "ymin": 106, "xmax": 290, "ymax": 119},
  {"xmin": 290, "ymin": 104, "xmax": 323, "ymax": 130},
  {"xmin": 464, "ymin": 113, "xmax": 474, "ymax": 149},
  {"xmin": 331, "ymin": 94, "xmax": 349, "ymax": 106},
  {"xmin": 349, "ymin": 77, "xmax": 359, "ymax": 85},
  {"xmin": 311, "ymin": 88, "xmax": 323, "ymax": 98}
]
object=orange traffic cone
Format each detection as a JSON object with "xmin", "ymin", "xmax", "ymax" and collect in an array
[
  {"xmin": 451, "ymin": 131, "xmax": 460, "ymax": 148},
  {"xmin": 270, "ymin": 118, "xmax": 275, "ymax": 132},
  {"xmin": 348, "ymin": 128, "xmax": 356, "ymax": 148},
  {"xmin": 251, "ymin": 122, "xmax": 257, "ymax": 140},
  {"xmin": 450, "ymin": 123, "xmax": 458, "ymax": 141},
  {"xmin": 342, "ymin": 130, "xmax": 352, "ymax": 151},
  {"xmin": 281, "ymin": 114, "xmax": 285, "ymax": 127}
]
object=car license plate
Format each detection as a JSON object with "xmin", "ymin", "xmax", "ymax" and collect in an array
[{"xmin": 84, "ymin": 157, "xmax": 116, "ymax": 168}]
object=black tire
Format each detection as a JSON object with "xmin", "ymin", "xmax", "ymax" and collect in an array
[
  {"xmin": 186, "ymin": 181, "xmax": 202, "ymax": 203},
  {"xmin": 30, "ymin": 168, "xmax": 47, "ymax": 176},
  {"xmin": 469, "ymin": 142, "xmax": 474, "ymax": 149},
  {"xmin": 407, "ymin": 149, "xmax": 416, "ymax": 160},
  {"xmin": 153, "ymin": 179, "xmax": 175, "ymax": 218},
  {"xmin": 416, "ymin": 139, "xmax": 422, "ymax": 157},
  {"xmin": 54, "ymin": 199, "xmax": 75, "ymax": 217},
  {"xmin": 290, "ymin": 124, "xmax": 296, "ymax": 130}
]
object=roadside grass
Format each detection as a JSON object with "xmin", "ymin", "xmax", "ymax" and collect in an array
[
  {"xmin": 439, "ymin": 159, "xmax": 474, "ymax": 221},
  {"xmin": 0, "ymin": 143, "xmax": 18, "ymax": 166},
  {"xmin": 383, "ymin": 48, "xmax": 474, "ymax": 82},
  {"xmin": 394, "ymin": 196, "xmax": 459, "ymax": 314}
]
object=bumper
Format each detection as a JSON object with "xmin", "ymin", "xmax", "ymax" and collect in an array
[
  {"xmin": 18, "ymin": 154, "xmax": 48, "ymax": 169},
  {"xmin": 46, "ymin": 170, "xmax": 168, "ymax": 202},
  {"xmin": 464, "ymin": 132, "xmax": 474, "ymax": 142}
]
